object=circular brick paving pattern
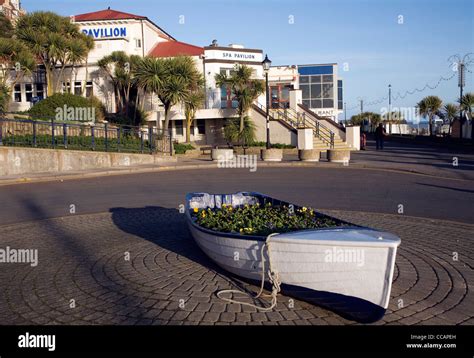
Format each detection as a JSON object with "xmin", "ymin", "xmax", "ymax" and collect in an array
[{"xmin": 0, "ymin": 207, "xmax": 472, "ymax": 325}]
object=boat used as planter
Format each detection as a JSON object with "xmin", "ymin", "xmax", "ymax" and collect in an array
[{"xmin": 185, "ymin": 191, "xmax": 401, "ymax": 322}]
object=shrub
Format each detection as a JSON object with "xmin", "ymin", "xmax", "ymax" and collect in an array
[
  {"xmin": 174, "ymin": 143, "xmax": 194, "ymax": 154},
  {"xmin": 29, "ymin": 93, "xmax": 106, "ymax": 122},
  {"xmin": 250, "ymin": 141, "xmax": 295, "ymax": 149},
  {"xmin": 224, "ymin": 116, "xmax": 256, "ymax": 147},
  {"xmin": 106, "ymin": 106, "xmax": 149, "ymax": 127},
  {"xmin": 0, "ymin": 84, "xmax": 10, "ymax": 114}
]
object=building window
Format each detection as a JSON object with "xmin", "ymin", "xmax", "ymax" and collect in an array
[
  {"xmin": 73, "ymin": 81, "xmax": 82, "ymax": 96},
  {"xmin": 175, "ymin": 120, "xmax": 184, "ymax": 136},
  {"xmin": 25, "ymin": 83, "xmax": 33, "ymax": 102},
  {"xmin": 338, "ymin": 80, "xmax": 343, "ymax": 110},
  {"xmin": 35, "ymin": 84, "xmax": 44, "ymax": 100},
  {"xmin": 62, "ymin": 82, "xmax": 70, "ymax": 93},
  {"xmin": 85, "ymin": 81, "xmax": 93, "ymax": 98},
  {"xmin": 196, "ymin": 119, "xmax": 205, "ymax": 135},
  {"xmin": 270, "ymin": 84, "xmax": 291, "ymax": 108},
  {"xmin": 14, "ymin": 84, "xmax": 22, "ymax": 102},
  {"xmin": 299, "ymin": 65, "xmax": 336, "ymax": 109},
  {"xmin": 136, "ymin": 39, "xmax": 142, "ymax": 48}
]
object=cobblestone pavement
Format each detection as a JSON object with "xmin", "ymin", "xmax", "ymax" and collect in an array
[{"xmin": 0, "ymin": 207, "xmax": 472, "ymax": 325}]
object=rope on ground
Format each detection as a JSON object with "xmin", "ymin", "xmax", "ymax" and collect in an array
[{"xmin": 216, "ymin": 233, "xmax": 281, "ymax": 312}]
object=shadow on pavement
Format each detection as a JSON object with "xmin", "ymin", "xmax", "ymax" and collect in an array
[
  {"xmin": 416, "ymin": 182, "xmax": 474, "ymax": 194},
  {"xmin": 109, "ymin": 206, "xmax": 260, "ymax": 299}
]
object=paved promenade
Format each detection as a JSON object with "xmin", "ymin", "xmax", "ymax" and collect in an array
[{"xmin": 0, "ymin": 208, "xmax": 472, "ymax": 325}]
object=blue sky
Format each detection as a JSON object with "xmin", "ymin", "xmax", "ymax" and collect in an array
[{"xmin": 22, "ymin": 0, "xmax": 474, "ymax": 120}]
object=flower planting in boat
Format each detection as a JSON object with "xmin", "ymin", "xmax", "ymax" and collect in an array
[{"xmin": 191, "ymin": 202, "xmax": 344, "ymax": 236}]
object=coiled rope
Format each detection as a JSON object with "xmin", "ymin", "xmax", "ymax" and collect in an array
[{"xmin": 216, "ymin": 233, "xmax": 282, "ymax": 312}]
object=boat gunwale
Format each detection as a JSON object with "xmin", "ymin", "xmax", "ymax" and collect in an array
[{"xmin": 185, "ymin": 191, "xmax": 375, "ymax": 242}]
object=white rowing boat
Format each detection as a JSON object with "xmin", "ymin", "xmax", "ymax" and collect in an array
[{"xmin": 186, "ymin": 191, "xmax": 401, "ymax": 322}]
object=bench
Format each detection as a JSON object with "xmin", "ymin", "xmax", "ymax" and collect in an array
[{"xmin": 200, "ymin": 146, "xmax": 213, "ymax": 155}]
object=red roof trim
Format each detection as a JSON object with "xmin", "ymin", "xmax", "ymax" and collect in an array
[
  {"xmin": 148, "ymin": 40, "xmax": 204, "ymax": 58},
  {"xmin": 74, "ymin": 9, "xmax": 146, "ymax": 21}
]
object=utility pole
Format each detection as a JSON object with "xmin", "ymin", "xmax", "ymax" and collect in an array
[
  {"xmin": 458, "ymin": 62, "xmax": 465, "ymax": 139},
  {"xmin": 359, "ymin": 99, "xmax": 364, "ymax": 130},
  {"xmin": 388, "ymin": 84, "xmax": 392, "ymax": 134}
]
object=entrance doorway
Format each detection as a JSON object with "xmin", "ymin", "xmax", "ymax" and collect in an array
[{"xmin": 270, "ymin": 84, "xmax": 292, "ymax": 109}]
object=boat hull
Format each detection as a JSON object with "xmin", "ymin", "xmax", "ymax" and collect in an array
[{"xmin": 186, "ymin": 192, "xmax": 401, "ymax": 323}]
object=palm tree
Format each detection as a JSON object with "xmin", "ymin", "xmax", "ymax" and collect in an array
[
  {"xmin": 184, "ymin": 88, "xmax": 205, "ymax": 143},
  {"xmin": 0, "ymin": 38, "xmax": 35, "ymax": 89},
  {"xmin": 417, "ymin": 96, "xmax": 443, "ymax": 136},
  {"xmin": 15, "ymin": 11, "xmax": 91, "ymax": 95},
  {"xmin": 134, "ymin": 56, "xmax": 201, "ymax": 131},
  {"xmin": 98, "ymin": 51, "xmax": 140, "ymax": 116},
  {"xmin": 215, "ymin": 64, "xmax": 265, "ymax": 133},
  {"xmin": 441, "ymin": 103, "xmax": 458, "ymax": 135},
  {"xmin": 0, "ymin": 38, "xmax": 35, "ymax": 114},
  {"xmin": 66, "ymin": 40, "xmax": 88, "ymax": 94},
  {"xmin": 459, "ymin": 92, "xmax": 474, "ymax": 140},
  {"xmin": 81, "ymin": 35, "xmax": 95, "ymax": 95}
]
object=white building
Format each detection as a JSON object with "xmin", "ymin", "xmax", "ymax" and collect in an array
[
  {"xmin": 8, "ymin": 8, "xmax": 347, "ymax": 148},
  {"xmin": 268, "ymin": 63, "xmax": 343, "ymax": 122}
]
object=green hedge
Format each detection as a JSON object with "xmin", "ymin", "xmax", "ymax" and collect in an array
[
  {"xmin": 174, "ymin": 143, "xmax": 194, "ymax": 154},
  {"xmin": 2, "ymin": 134, "xmax": 151, "ymax": 153},
  {"xmin": 29, "ymin": 93, "xmax": 106, "ymax": 122},
  {"xmin": 250, "ymin": 141, "xmax": 295, "ymax": 149}
]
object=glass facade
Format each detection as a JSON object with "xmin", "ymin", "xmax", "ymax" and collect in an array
[
  {"xmin": 299, "ymin": 65, "xmax": 334, "ymax": 109},
  {"xmin": 270, "ymin": 84, "xmax": 291, "ymax": 108},
  {"xmin": 338, "ymin": 80, "xmax": 343, "ymax": 110}
]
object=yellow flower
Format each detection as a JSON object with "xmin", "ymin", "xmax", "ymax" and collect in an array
[
  {"xmin": 193, "ymin": 207, "xmax": 199, "ymax": 213},
  {"xmin": 201, "ymin": 211, "xmax": 206, "ymax": 217},
  {"xmin": 228, "ymin": 206, "xmax": 233, "ymax": 211},
  {"xmin": 239, "ymin": 228, "xmax": 244, "ymax": 233},
  {"xmin": 302, "ymin": 207, "xmax": 307, "ymax": 212}
]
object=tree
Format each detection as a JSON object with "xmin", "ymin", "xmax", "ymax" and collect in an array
[
  {"xmin": 98, "ymin": 51, "xmax": 141, "ymax": 118},
  {"xmin": 134, "ymin": 56, "xmax": 201, "ymax": 131},
  {"xmin": 184, "ymin": 87, "xmax": 204, "ymax": 143},
  {"xmin": 440, "ymin": 103, "xmax": 458, "ymax": 135},
  {"xmin": 66, "ymin": 41, "xmax": 89, "ymax": 94},
  {"xmin": 0, "ymin": 38, "xmax": 35, "ymax": 89},
  {"xmin": 15, "ymin": 11, "xmax": 92, "ymax": 95},
  {"xmin": 0, "ymin": 83, "xmax": 10, "ymax": 114},
  {"xmin": 215, "ymin": 64, "xmax": 265, "ymax": 133},
  {"xmin": 350, "ymin": 112, "xmax": 381, "ymax": 131},
  {"xmin": 417, "ymin": 96, "xmax": 443, "ymax": 136},
  {"xmin": 224, "ymin": 116, "xmax": 256, "ymax": 146},
  {"xmin": 459, "ymin": 92, "xmax": 474, "ymax": 141},
  {"xmin": 0, "ymin": 13, "xmax": 13, "ymax": 38}
]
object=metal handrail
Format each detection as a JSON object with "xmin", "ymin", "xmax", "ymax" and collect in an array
[{"xmin": 269, "ymin": 105, "xmax": 335, "ymax": 148}]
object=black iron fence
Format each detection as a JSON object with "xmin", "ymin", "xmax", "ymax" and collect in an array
[{"xmin": 0, "ymin": 117, "xmax": 173, "ymax": 155}]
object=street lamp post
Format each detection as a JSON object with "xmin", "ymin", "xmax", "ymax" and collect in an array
[{"xmin": 262, "ymin": 54, "xmax": 272, "ymax": 149}]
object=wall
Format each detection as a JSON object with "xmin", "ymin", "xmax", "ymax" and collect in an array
[
  {"xmin": 250, "ymin": 107, "xmax": 297, "ymax": 145},
  {"xmin": 0, "ymin": 147, "xmax": 176, "ymax": 176}
]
